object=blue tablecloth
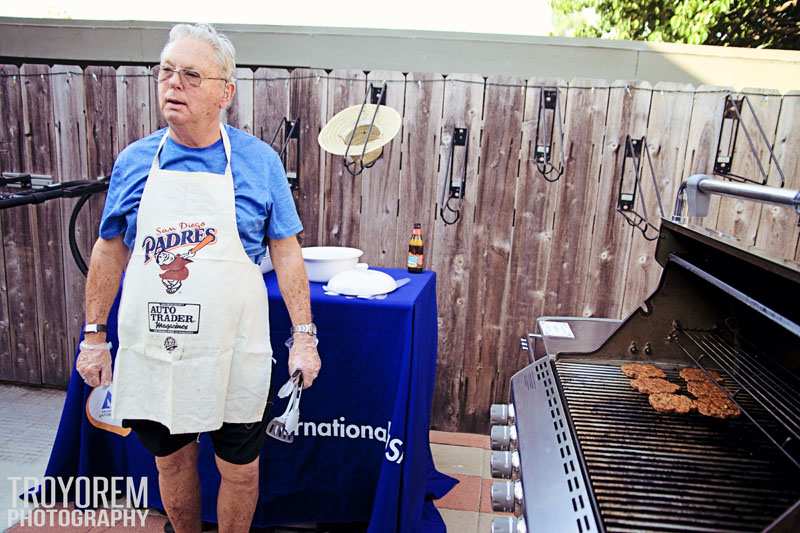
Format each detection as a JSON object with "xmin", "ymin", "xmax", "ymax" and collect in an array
[{"xmin": 40, "ymin": 268, "xmax": 457, "ymax": 532}]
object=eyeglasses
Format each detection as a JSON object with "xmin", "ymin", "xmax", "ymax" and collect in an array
[{"xmin": 153, "ymin": 65, "xmax": 228, "ymax": 88}]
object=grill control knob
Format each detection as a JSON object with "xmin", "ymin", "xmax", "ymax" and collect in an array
[
  {"xmin": 490, "ymin": 450, "xmax": 520, "ymax": 479},
  {"xmin": 491, "ymin": 479, "xmax": 524, "ymax": 513},
  {"xmin": 491, "ymin": 516, "xmax": 527, "ymax": 533},
  {"xmin": 490, "ymin": 403, "xmax": 516, "ymax": 425},
  {"xmin": 490, "ymin": 424, "xmax": 518, "ymax": 451}
]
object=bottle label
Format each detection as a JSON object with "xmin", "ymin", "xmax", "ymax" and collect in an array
[{"xmin": 407, "ymin": 254, "xmax": 424, "ymax": 268}]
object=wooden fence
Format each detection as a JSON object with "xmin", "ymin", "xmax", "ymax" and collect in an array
[{"xmin": 1, "ymin": 63, "xmax": 798, "ymax": 432}]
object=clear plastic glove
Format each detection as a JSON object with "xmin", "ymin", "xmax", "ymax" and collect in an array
[
  {"xmin": 286, "ymin": 335, "xmax": 321, "ymax": 389},
  {"xmin": 76, "ymin": 341, "xmax": 113, "ymax": 387}
]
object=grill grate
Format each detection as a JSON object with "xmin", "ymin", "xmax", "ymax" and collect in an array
[
  {"xmin": 556, "ymin": 361, "xmax": 800, "ymax": 532},
  {"xmin": 675, "ymin": 328, "xmax": 800, "ymax": 468}
]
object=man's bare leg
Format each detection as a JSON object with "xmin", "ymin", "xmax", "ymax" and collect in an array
[
  {"xmin": 215, "ymin": 455, "xmax": 259, "ymax": 533},
  {"xmin": 155, "ymin": 442, "xmax": 202, "ymax": 533}
]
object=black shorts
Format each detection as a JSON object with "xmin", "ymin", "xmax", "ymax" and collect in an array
[{"xmin": 122, "ymin": 404, "xmax": 271, "ymax": 465}]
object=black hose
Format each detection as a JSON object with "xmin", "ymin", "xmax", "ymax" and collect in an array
[
  {"xmin": 0, "ymin": 188, "xmax": 63, "ymax": 208},
  {"xmin": 68, "ymin": 192, "xmax": 93, "ymax": 277},
  {"xmin": 1, "ymin": 177, "xmax": 109, "ymax": 276}
]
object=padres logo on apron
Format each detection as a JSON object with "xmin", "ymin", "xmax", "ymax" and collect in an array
[{"xmin": 111, "ymin": 124, "xmax": 272, "ymax": 434}]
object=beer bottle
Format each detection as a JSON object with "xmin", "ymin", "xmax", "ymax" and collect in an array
[{"xmin": 407, "ymin": 223, "xmax": 424, "ymax": 273}]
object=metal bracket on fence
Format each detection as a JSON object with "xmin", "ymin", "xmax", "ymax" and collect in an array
[
  {"xmin": 439, "ymin": 127, "xmax": 469, "ymax": 225},
  {"xmin": 343, "ymin": 81, "xmax": 387, "ymax": 177},
  {"xmin": 532, "ymin": 88, "xmax": 566, "ymax": 182},
  {"xmin": 616, "ymin": 135, "xmax": 665, "ymax": 241},
  {"xmin": 370, "ymin": 84, "xmax": 387, "ymax": 105},
  {"xmin": 713, "ymin": 94, "xmax": 787, "ymax": 187},
  {"xmin": 714, "ymin": 96, "xmax": 742, "ymax": 176},
  {"xmin": 269, "ymin": 118, "xmax": 301, "ymax": 191},
  {"xmin": 1, "ymin": 172, "xmax": 53, "ymax": 189}
]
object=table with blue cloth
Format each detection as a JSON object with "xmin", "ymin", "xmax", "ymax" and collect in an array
[{"xmin": 40, "ymin": 267, "xmax": 457, "ymax": 532}]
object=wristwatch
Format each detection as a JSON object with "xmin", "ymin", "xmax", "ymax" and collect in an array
[
  {"xmin": 84, "ymin": 323, "xmax": 107, "ymax": 334},
  {"xmin": 291, "ymin": 322, "xmax": 317, "ymax": 337}
]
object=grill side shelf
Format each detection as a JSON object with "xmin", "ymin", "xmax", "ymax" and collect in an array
[{"xmin": 511, "ymin": 358, "xmax": 603, "ymax": 533}]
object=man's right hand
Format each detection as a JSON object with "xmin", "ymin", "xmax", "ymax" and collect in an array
[
  {"xmin": 81, "ymin": 235, "xmax": 128, "ymax": 388},
  {"xmin": 76, "ymin": 340, "xmax": 113, "ymax": 387}
]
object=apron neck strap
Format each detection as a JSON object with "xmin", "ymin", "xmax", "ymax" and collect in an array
[{"xmin": 151, "ymin": 123, "xmax": 232, "ymax": 175}]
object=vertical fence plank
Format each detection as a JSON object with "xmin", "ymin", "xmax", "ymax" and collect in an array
[
  {"xmin": 429, "ymin": 73, "xmax": 484, "ymax": 431},
  {"xmin": 0, "ymin": 65, "xmax": 12, "ymax": 376},
  {"xmin": 149, "ymin": 68, "xmax": 168, "ymax": 132},
  {"xmin": 322, "ymin": 70, "xmax": 366, "ymax": 247},
  {"xmin": 544, "ymin": 79, "xmax": 611, "ymax": 317},
  {"xmin": 583, "ymin": 81, "xmax": 652, "ymax": 319},
  {"xmin": 253, "ymin": 68, "xmax": 290, "ymax": 146},
  {"xmin": 22, "ymin": 64, "xmax": 69, "ymax": 386},
  {"xmin": 1, "ymin": 65, "xmax": 41, "ymax": 384},
  {"xmin": 117, "ymin": 66, "xmax": 152, "ymax": 148},
  {"xmin": 755, "ymin": 92, "xmax": 800, "ymax": 260},
  {"xmin": 680, "ymin": 86, "xmax": 729, "ymax": 227},
  {"xmin": 359, "ymin": 70, "xmax": 405, "ymax": 266},
  {"xmin": 84, "ymin": 66, "xmax": 117, "ymax": 245},
  {"xmin": 52, "ymin": 65, "xmax": 91, "ymax": 368},
  {"xmin": 0, "ymin": 65, "xmax": 26, "ymax": 381},
  {"xmin": 253, "ymin": 68, "xmax": 290, "ymax": 244},
  {"xmin": 85, "ymin": 66, "xmax": 117, "ymax": 155},
  {"xmin": 499, "ymin": 79, "xmax": 568, "ymax": 391},
  {"xmin": 460, "ymin": 74, "xmax": 525, "ymax": 432},
  {"xmin": 714, "ymin": 89, "xmax": 782, "ymax": 243},
  {"xmin": 622, "ymin": 82, "xmax": 695, "ymax": 315},
  {"xmin": 225, "ymin": 67, "xmax": 254, "ymax": 134},
  {"xmin": 395, "ymin": 73, "xmax": 443, "ymax": 266},
  {"xmin": 21, "ymin": 65, "xmax": 57, "ymax": 174},
  {"xmin": 290, "ymin": 68, "xmax": 327, "ymax": 246}
]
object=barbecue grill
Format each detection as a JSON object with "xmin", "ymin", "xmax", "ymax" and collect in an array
[{"xmin": 488, "ymin": 176, "xmax": 800, "ymax": 533}]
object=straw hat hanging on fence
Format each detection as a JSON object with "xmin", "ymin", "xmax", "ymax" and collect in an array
[{"xmin": 318, "ymin": 103, "xmax": 402, "ymax": 168}]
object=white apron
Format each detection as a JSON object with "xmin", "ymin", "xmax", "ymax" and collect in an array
[{"xmin": 111, "ymin": 124, "xmax": 272, "ymax": 434}]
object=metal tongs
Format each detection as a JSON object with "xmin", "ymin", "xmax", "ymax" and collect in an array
[{"xmin": 265, "ymin": 369, "xmax": 303, "ymax": 443}]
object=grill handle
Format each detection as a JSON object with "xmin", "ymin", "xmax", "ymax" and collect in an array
[
  {"xmin": 673, "ymin": 174, "xmax": 800, "ymax": 220},
  {"xmin": 670, "ymin": 254, "xmax": 800, "ymax": 338}
]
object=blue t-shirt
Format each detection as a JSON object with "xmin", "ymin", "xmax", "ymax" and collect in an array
[{"xmin": 99, "ymin": 125, "xmax": 302, "ymax": 264}]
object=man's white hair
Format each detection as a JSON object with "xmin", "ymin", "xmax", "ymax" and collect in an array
[{"xmin": 161, "ymin": 23, "xmax": 236, "ymax": 82}]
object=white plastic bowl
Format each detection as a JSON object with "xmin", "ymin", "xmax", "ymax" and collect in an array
[{"xmin": 302, "ymin": 246, "xmax": 364, "ymax": 282}]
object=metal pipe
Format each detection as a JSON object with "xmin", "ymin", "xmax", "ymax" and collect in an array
[
  {"xmin": 696, "ymin": 176, "xmax": 800, "ymax": 208},
  {"xmin": 677, "ymin": 174, "xmax": 800, "ymax": 220}
]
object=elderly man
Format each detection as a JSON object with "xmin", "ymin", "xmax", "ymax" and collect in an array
[{"xmin": 75, "ymin": 23, "xmax": 321, "ymax": 533}]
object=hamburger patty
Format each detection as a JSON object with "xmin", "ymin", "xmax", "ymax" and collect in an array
[
  {"xmin": 687, "ymin": 380, "xmax": 728, "ymax": 399},
  {"xmin": 630, "ymin": 377, "xmax": 680, "ymax": 394},
  {"xmin": 696, "ymin": 395, "xmax": 741, "ymax": 419},
  {"xmin": 680, "ymin": 368, "xmax": 722, "ymax": 383},
  {"xmin": 621, "ymin": 363, "xmax": 666, "ymax": 379},
  {"xmin": 649, "ymin": 393, "xmax": 696, "ymax": 414}
]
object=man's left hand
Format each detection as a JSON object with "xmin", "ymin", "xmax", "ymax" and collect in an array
[{"xmin": 288, "ymin": 335, "xmax": 321, "ymax": 389}]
